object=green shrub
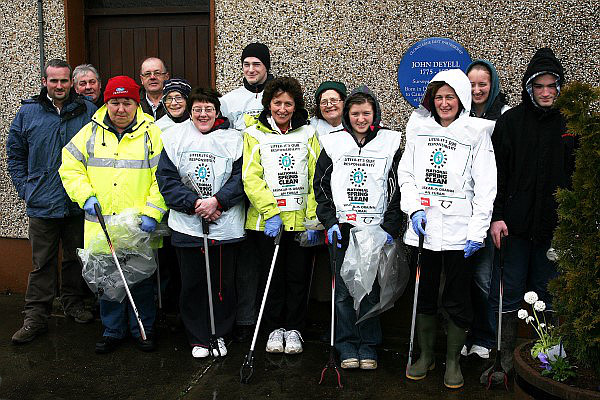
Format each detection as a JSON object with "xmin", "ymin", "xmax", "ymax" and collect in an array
[{"xmin": 549, "ymin": 82, "xmax": 600, "ymax": 377}]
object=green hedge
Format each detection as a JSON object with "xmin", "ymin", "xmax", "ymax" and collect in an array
[{"xmin": 549, "ymin": 82, "xmax": 600, "ymax": 377}]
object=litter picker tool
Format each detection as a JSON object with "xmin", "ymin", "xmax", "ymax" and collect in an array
[
  {"xmin": 406, "ymin": 223, "xmax": 425, "ymax": 373},
  {"xmin": 94, "ymin": 203, "xmax": 147, "ymax": 340},
  {"xmin": 485, "ymin": 233, "xmax": 509, "ymax": 390},
  {"xmin": 240, "ymin": 227, "xmax": 283, "ymax": 384},
  {"xmin": 319, "ymin": 234, "xmax": 343, "ymax": 388},
  {"xmin": 202, "ymin": 218, "xmax": 222, "ymax": 358}
]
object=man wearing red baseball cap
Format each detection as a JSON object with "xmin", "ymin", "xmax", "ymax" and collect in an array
[{"xmin": 60, "ymin": 75, "xmax": 167, "ymax": 354}]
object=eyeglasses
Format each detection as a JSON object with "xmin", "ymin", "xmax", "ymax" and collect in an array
[
  {"xmin": 164, "ymin": 96, "xmax": 185, "ymax": 104},
  {"xmin": 320, "ymin": 98, "xmax": 342, "ymax": 106},
  {"xmin": 191, "ymin": 106, "xmax": 216, "ymax": 114},
  {"xmin": 141, "ymin": 71, "xmax": 167, "ymax": 78}
]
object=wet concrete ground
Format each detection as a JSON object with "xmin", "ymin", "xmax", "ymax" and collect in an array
[{"xmin": 0, "ymin": 292, "xmax": 514, "ymax": 400}]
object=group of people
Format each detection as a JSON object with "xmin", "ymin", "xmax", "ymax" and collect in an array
[{"xmin": 6, "ymin": 41, "xmax": 574, "ymax": 389}]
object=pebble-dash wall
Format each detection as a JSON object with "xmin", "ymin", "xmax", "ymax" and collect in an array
[{"xmin": 1, "ymin": 0, "xmax": 599, "ymax": 238}]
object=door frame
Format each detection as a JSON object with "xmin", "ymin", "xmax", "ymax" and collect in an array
[{"xmin": 63, "ymin": 0, "xmax": 216, "ymax": 87}]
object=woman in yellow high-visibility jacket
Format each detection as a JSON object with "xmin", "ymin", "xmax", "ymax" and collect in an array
[{"xmin": 59, "ymin": 76, "xmax": 166, "ymax": 354}]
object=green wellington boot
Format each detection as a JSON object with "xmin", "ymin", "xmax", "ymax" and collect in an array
[
  {"xmin": 406, "ymin": 314, "xmax": 437, "ymax": 380},
  {"xmin": 444, "ymin": 319, "xmax": 468, "ymax": 389}
]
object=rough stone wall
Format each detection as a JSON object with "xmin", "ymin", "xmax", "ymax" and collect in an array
[
  {"xmin": 215, "ymin": 0, "xmax": 599, "ymax": 126},
  {"xmin": 0, "ymin": 1, "xmax": 66, "ymax": 238},
  {"xmin": 1, "ymin": 0, "xmax": 599, "ymax": 238}
]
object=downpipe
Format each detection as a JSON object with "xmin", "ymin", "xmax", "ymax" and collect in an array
[{"xmin": 37, "ymin": 0, "xmax": 45, "ymax": 78}]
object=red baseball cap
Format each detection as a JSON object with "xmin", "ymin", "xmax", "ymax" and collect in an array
[{"xmin": 104, "ymin": 75, "xmax": 140, "ymax": 104}]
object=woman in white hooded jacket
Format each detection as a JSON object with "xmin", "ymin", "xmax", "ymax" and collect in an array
[{"xmin": 398, "ymin": 69, "xmax": 497, "ymax": 389}]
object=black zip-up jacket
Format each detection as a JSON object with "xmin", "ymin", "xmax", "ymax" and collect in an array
[
  {"xmin": 491, "ymin": 48, "xmax": 575, "ymax": 242},
  {"xmin": 313, "ymin": 87, "xmax": 403, "ymax": 244}
]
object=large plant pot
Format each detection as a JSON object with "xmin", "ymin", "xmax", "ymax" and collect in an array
[{"xmin": 514, "ymin": 341, "xmax": 600, "ymax": 400}]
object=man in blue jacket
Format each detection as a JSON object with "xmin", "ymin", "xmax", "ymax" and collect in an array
[{"xmin": 6, "ymin": 59, "xmax": 97, "ymax": 344}]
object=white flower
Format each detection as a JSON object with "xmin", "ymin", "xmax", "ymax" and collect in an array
[
  {"xmin": 526, "ymin": 316, "xmax": 535, "ymax": 324},
  {"xmin": 534, "ymin": 301, "xmax": 546, "ymax": 312},
  {"xmin": 524, "ymin": 291, "xmax": 539, "ymax": 305},
  {"xmin": 540, "ymin": 323, "xmax": 546, "ymax": 328},
  {"xmin": 518, "ymin": 309, "xmax": 529, "ymax": 320}
]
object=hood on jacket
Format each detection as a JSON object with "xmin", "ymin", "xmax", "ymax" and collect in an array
[
  {"xmin": 341, "ymin": 85, "xmax": 382, "ymax": 133},
  {"xmin": 467, "ymin": 59, "xmax": 502, "ymax": 115},
  {"xmin": 521, "ymin": 48, "xmax": 564, "ymax": 108},
  {"xmin": 421, "ymin": 69, "xmax": 472, "ymax": 118}
]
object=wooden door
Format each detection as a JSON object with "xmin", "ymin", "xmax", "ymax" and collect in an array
[{"xmin": 86, "ymin": 11, "xmax": 211, "ymax": 89}]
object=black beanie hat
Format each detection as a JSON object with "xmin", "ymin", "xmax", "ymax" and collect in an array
[
  {"xmin": 162, "ymin": 78, "xmax": 192, "ymax": 99},
  {"xmin": 241, "ymin": 43, "xmax": 271, "ymax": 71},
  {"xmin": 315, "ymin": 81, "xmax": 348, "ymax": 104}
]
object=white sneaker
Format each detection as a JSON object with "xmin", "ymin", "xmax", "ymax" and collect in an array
[
  {"xmin": 283, "ymin": 330, "xmax": 303, "ymax": 354},
  {"xmin": 461, "ymin": 345, "xmax": 469, "ymax": 357},
  {"xmin": 468, "ymin": 344, "xmax": 490, "ymax": 359},
  {"xmin": 192, "ymin": 346, "xmax": 210, "ymax": 358},
  {"xmin": 211, "ymin": 337, "xmax": 227, "ymax": 357},
  {"xmin": 266, "ymin": 328, "xmax": 285, "ymax": 353}
]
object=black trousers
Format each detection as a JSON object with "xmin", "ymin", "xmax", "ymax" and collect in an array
[
  {"xmin": 250, "ymin": 230, "xmax": 311, "ymax": 332},
  {"xmin": 416, "ymin": 249, "xmax": 474, "ymax": 329},
  {"xmin": 176, "ymin": 243, "xmax": 238, "ymax": 347},
  {"xmin": 25, "ymin": 215, "xmax": 89, "ymax": 324}
]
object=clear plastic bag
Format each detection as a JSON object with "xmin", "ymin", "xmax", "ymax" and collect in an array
[
  {"xmin": 78, "ymin": 208, "xmax": 169, "ymax": 301},
  {"xmin": 340, "ymin": 225, "xmax": 410, "ymax": 322}
]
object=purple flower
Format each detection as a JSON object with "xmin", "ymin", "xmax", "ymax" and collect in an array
[{"xmin": 538, "ymin": 353, "xmax": 552, "ymax": 371}]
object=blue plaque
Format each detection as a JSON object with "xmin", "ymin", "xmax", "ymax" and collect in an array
[{"xmin": 397, "ymin": 37, "xmax": 472, "ymax": 108}]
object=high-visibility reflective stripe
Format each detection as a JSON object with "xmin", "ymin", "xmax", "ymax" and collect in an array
[
  {"xmin": 147, "ymin": 202, "xmax": 167, "ymax": 215},
  {"xmin": 87, "ymin": 158, "xmax": 150, "ymax": 169},
  {"xmin": 149, "ymin": 154, "xmax": 160, "ymax": 168},
  {"xmin": 65, "ymin": 142, "xmax": 86, "ymax": 164},
  {"xmin": 84, "ymin": 213, "xmax": 113, "ymax": 223},
  {"xmin": 87, "ymin": 124, "xmax": 98, "ymax": 158}
]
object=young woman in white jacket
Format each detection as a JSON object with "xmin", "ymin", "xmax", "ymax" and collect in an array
[{"xmin": 399, "ymin": 69, "xmax": 497, "ymax": 389}]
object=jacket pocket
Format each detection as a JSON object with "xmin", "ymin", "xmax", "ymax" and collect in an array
[{"xmin": 24, "ymin": 171, "xmax": 46, "ymax": 205}]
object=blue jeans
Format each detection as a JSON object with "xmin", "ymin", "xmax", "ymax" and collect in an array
[
  {"xmin": 467, "ymin": 232, "xmax": 496, "ymax": 349},
  {"xmin": 330, "ymin": 245, "xmax": 382, "ymax": 361},
  {"xmin": 100, "ymin": 277, "xmax": 156, "ymax": 339},
  {"xmin": 489, "ymin": 236, "xmax": 557, "ymax": 314}
]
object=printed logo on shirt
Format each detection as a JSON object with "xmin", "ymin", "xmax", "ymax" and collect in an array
[
  {"xmin": 279, "ymin": 153, "xmax": 295, "ymax": 170},
  {"xmin": 195, "ymin": 163, "xmax": 211, "ymax": 181},
  {"xmin": 430, "ymin": 148, "xmax": 447, "ymax": 169},
  {"xmin": 421, "ymin": 197, "xmax": 430, "ymax": 207},
  {"xmin": 346, "ymin": 213, "xmax": 357, "ymax": 221},
  {"xmin": 350, "ymin": 168, "xmax": 368, "ymax": 187},
  {"xmin": 277, "ymin": 199, "xmax": 287, "ymax": 207}
]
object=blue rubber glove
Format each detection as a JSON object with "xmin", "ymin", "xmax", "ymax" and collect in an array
[
  {"xmin": 464, "ymin": 240, "xmax": 483, "ymax": 258},
  {"xmin": 83, "ymin": 196, "xmax": 100, "ymax": 216},
  {"xmin": 264, "ymin": 214, "xmax": 283, "ymax": 237},
  {"xmin": 307, "ymin": 230, "xmax": 319, "ymax": 246},
  {"xmin": 386, "ymin": 233, "xmax": 394, "ymax": 244},
  {"xmin": 411, "ymin": 210, "xmax": 427, "ymax": 236},
  {"xmin": 140, "ymin": 216, "xmax": 157, "ymax": 233},
  {"xmin": 327, "ymin": 224, "xmax": 342, "ymax": 248}
]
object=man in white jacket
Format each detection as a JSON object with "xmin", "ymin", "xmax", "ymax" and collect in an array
[
  {"xmin": 399, "ymin": 69, "xmax": 497, "ymax": 389},
  {"xmin": 220, "ymin": 42, "xmax": 273, "ymax": 342}
]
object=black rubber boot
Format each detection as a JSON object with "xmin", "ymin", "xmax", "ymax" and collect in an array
[
  {"xmin": 406, "ymin": 314, "xmax": 437, "ymax": 380},
  {"xmin": 444, "ymin": 319, "xmax": 467, "ymax": 389}
]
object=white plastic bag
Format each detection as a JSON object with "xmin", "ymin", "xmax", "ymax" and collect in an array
[
  {"xmin": 340, "ymin": 225, "xmax": 410, "ymax": 322},
  {"xmin": 340, "ymin": 225, "xmax": 389, "ymax": 310},
  {"xmin": 78, "ymin": 208, "xmax": 169, "ymax": 301}
]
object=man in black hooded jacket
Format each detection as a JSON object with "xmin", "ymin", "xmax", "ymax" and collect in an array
[{"xmin": 483, "ymin": 48, "xmax": 575, "ymax": 382}]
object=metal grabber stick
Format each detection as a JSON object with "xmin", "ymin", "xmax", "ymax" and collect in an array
[
  {"xmin": 94, "ymin": 203, "xmax": 147, "ymax": 340},
  {"xmin": 202, "ymin": 218, "xmax": 221, "ymax": 357},
  {"xmin": 240, "ymin": 227, "xmax": 284, "ymax": 384},
  {"xmin": 486, "ymin": 233, "xmax": 509, "ymax": 390},
  {"xmin": 406, "ymin": 223, "xmax": 425, "ymax": 372},
  {"xmin": 319, "ymin": 234, "xmax": 342, "ymax": 388}
]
